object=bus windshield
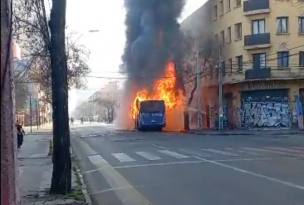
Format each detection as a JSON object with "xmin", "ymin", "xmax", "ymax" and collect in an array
[{"xmin": 139, "ymin": 100, "xmax": 165, "ymax": 112}]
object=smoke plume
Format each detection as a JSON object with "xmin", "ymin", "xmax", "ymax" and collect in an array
[{"xmin": 121, "ymin": 0, "xmax": 186, "ymax": 87}]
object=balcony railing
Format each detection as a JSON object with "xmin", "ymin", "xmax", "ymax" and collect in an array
[
  {"xmin": 245, "ymin": 68, "xmax": 271, "ymax": 80},
  {"xmin": 244, "ymin": 33, "xmax": 270, "ymax": 48},
  {"xmin": 243, "ymin": 0, "xmax": 270, "ymax": 15}
]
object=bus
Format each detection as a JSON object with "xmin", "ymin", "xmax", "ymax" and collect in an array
[{"xmin": 134, "ymin": 100, "xmax": 166, "ymax": 131}]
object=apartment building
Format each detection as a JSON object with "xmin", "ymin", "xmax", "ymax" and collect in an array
[{"xmin": 181, "ymin": 0, "xmax": 304, "ymax": 130}]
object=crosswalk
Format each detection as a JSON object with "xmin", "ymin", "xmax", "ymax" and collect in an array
[{"xmin": 87, "ymin": 146, "xmax": 304, "ymax": 166}]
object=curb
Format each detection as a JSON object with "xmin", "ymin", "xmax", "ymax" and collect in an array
[
  {"xmin": 187, "ymin": 131, "xmax": 254, "ymax": 136},
  {"xmin": 71, "ymin": 146, "xmax": 92, "ymax": 205},
  {"xmin": 75, "ymin": 168, "xmax": 92, "ymax": 205}
]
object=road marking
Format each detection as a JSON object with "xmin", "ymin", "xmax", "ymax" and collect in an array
[
  {"xmin": 179, "ymin": 149, "xmax": 211, "ymax": 157},
  {"xmin": 202, "ymin": 148, "xmax": 239, "ymax": 156},
  {"xmin": 88, "ymin": 155, "xmax": 109, "ymax": 165},
  {"xmin": 152, "ymin": 144, "xmax": 167, "ymax": 149},
  {"xmin": 158, "ymin": 150, "xmax": 189, "ymax": 159},
  {"xmin": 113, "ymin": 157, "xmax": 272, "ymax": 170},
  {"xmin": 226, "ymin": 148, "xmax": 263, "ymax": 156},
  {"xmin": 135, "ymin": 151, "xmax": 162, "ymax": 161},
  {"xmin": 88, "ymin": 154, "xmax": 151, "ymax": 205},
  {"xmin": 193, "ymin": 156, "xmax": 304, "ymax": 191},
  {"xmin": 243, "ymin": 147, "xmax": 304, "ymax": 158},
  {"xmin": 266, "ymin": 147, "xmax": 304, "ymax": 154},
  {"xmin": 112, "ymin": 153, "xmax": 136, "ymax": 163},
  {"xmin": 76, "ymin": 138, "xmax": 97, "ymax": 156},
  {"xmin": 292, "ymin": 147, "xmax": 304, "ymax": 151},
  {"xmin": 18, "ymin": 168, "xmax": 24, "ymax": 177}
]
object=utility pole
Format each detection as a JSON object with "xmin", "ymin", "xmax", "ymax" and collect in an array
[
  {"xmin": 196, "ymin": 51, "xmax": 202, "ymax": 128},
  {"xmin": 29, "ymin": 95, "xmax": 33, "ymax": 133},
  {"xmin": 218, "ymin": 60, "xmax": 224, "ymax": 131}
]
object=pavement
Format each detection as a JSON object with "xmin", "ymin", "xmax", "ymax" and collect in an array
[
  {"xmin": 71, "ymin": 122, "xmax": 304, "ymax": 205},
  {"xmin": 18, "ymin": 127, "xmax": 88, "ymax": 205}
]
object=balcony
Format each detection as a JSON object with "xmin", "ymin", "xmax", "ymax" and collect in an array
[
  {"xmin": 244, "ymin": 33, "xmax": 271, "ymax": 50},
  {"xmin": 243, "ymin": 0, "xmax": 270, "ymax": 16},
  {"xmin": 245, "ymin": 68, "xmax": 271, "ymax": 80}
]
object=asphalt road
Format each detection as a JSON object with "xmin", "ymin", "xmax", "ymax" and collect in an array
[{"xmin": 71, "ymin": 122, "xmax": 304, "ymax": 205}]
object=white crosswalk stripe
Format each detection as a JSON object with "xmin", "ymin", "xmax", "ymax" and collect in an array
[
  {"xmin": 158, "ymin": 150, "xmax": 189, "ymax": 159},
  {"xmin": 266, "ymin": 147, "xmax": 304, "ymax": 154},
  {"xmin": 88, "ymin": 155, "xmax": 108, "ymax": 165},
  {"xmin": 242, "ymin": 147, "xmax": 304, "ymax": 158},
  {"xmin": 112, "ymin": 153, "xmax": 136, "ymax": 163},
  {"xmin": 202, "ymin": 149, "xmax": 239, "ymax": 156},
  {"xmin": 135, "ymin": 151, "xmax": 162, "ymax": 161},
  {"xmin": 225, "ymin": 148, "xmax": 263, "ymax": 156}
]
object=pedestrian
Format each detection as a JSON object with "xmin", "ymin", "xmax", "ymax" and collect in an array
[{"xmin": 16, "ymin": 121, "xmax": 25, "ymax": 150}]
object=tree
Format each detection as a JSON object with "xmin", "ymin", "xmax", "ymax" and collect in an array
[
  {"xmin": 49, "ymin": 0, "xmax": 71, "ymax": 194},
  {"xmin": 94, "ymin": 97, "xmax": 117, "ymax": 122},
  {"xmin": 1, "ymin": 0, "xmax": 20, "ymax": 204},
  {"xmin": 15, "ymin": 82, "xmax": 29, "ymax": 113},
  {"xmin": 13, "ymin": 0, "xmax": 90, "ymax": 104}
]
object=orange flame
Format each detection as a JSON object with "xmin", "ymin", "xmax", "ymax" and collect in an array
[{"xmin": 131, "ymin": 61, "xmax": 181, "ymax": 120}]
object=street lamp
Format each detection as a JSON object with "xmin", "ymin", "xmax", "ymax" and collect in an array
[{"xmin": 73, "ymin": 30, "xmax": 100, "ymax": 44}]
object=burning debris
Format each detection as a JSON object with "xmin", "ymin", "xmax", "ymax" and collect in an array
[{"xmin": 116, "ymin": 0, "xmax": 187, "ymax": 131}]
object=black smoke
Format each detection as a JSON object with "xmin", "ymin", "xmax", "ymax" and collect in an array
[{"xmin": 121, "ymin": 0, "xmax": 186, "ymax": 88}]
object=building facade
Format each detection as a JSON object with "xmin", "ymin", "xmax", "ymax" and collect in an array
[{"xmin": 181, "ymin": 0, "xmax": 304, "ymax": 130}]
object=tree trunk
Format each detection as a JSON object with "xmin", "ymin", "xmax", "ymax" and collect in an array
[
  {"xmin": 49, "ymin": 0, "xmax": 71, "ymax": 194},
  {"xmin": 1, "ymin": 0, "xmax": 20, "ymax": 204}
]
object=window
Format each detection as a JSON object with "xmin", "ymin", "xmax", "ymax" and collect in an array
[
  {"xmin": 252, "ymin": 19, "xmax": 265, "ymax": 34},
  {"xmin": 228, "ymin": 59, "xmax": 233, "ymax": 73},
  {"xmin": 236, "ymin": 0, "xmax": 241, "ymax": 7},
  {"xmin": 253, "ymin": 53, "xmax": 266, "ymax": 69},
  {"xmin": 300, "ymin": 51, "xmax": 304, "ymax": 67},
  {"xmin": 227, "ymin": 27, "xmax": 231, "ymax": 43},
  {"xmin": 276, "ymin": 17, "xmax": 288, "ymax": 33},
  {"xmin": 299, "ymin": 17, "xmax": 304, "ymax": 33},
  {"xmin": 235, "ymin": 23, "xmax": 242, "ymax": 39},
  {"xmin": 277, "ymin": 51, "xmax": 289, "ymax": 67},
  {"xmin": 214, "ymin": 5, "xmax": 218, "ymax": 19},
  {"xmin": 221, "ymin": 30, "xmax": 225, "ymax": 45},
  {"xmin": 236, "ymin": 55, "xmax": 243, "ymax": 71},
  {"xmin": 220, "ymin": 1, "xmax": 224, "ymax": 16},
  {"xmin": 227, "ymin": 0, "xmax": 231, "ymax": 11}
]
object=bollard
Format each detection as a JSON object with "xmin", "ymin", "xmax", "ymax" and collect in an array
[{"xmin": 48, "ymin": 139, "xmax": 53, "ymax": 156}]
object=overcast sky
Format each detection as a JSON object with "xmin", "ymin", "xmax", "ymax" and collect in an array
[{"xmin": 66, "ymin": 0, "xmax": 207, "ymax": 113}]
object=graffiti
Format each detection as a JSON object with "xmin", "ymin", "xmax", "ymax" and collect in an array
[
  {"xmin": 223, "ymin": 105, "xmax": 228, "ymax": 127},
  {"xmin": 236, "ymin": 102, "xmax": 292, "ymax": 128}
]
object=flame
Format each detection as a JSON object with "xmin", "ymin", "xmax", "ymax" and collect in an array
[{"xmin": 131, "ymin": 61, "xmax": 182, "ymax": 120}]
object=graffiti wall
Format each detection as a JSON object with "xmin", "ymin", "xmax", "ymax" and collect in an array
[{"xmin": 236, "ymin": 89, "xmax": 292, "ymax": 129}]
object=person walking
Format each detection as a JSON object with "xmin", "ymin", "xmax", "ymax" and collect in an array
[{"xmin": 16, "ymin": 121, "xmax": 25, "ymax": 150}]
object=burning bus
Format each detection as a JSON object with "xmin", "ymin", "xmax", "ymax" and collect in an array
[{"xmin": 134, "ymin": 99, "xmax": 166, "ymax": 131}]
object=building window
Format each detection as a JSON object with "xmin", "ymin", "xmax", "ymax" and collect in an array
[
  {"xmin": 228, "ymin": 59, "xmax": 233, "ymax": 73},
  {"xmin": 277, "ymin": 51, "xmax": 289, "ymax": 67},
  {"xmin": 253, "ymin": 53, "xmax": 266, "ymax": 69},
  {"xmin": 235, "ymin": 23, "xmax": 242, "ymax": 39},
  {"xmin": 221, "ymin": 30, "xmax": 225, "ymax": 45},
  {"xmin": 220, "ymin": 1, "xmax": 224, "ymax": 16},
  {"xmin": 299, "ymin": 17, "xmax": 304, "ymax": 33},
  {"xmin": 214, "ymin": 5, "xmax": 218, "ymax": 19},
  {"xmin": 300, "ymin": 51, "xmax": 304, "ymax": 67},
  {"xmin": 236, "ymin": 0, "xmax": 241, "ymax": 7},
  {"xmin": 236, "ymin": 55, "xmax": 243, "ymax": 71},
  {"xmin": 252, "ymin": 19, "xmax": 265, "ymax": 34},
  {"xmin": 227, "ymin": 27, "xmax": 231, "ymax": 43},
  {"xmin": 276, "ymin": 17, "xmax": 288, "ymax": 33},
  {"xmin": 227, "ymin": 0, "xmax": 231, "ymax": 11}
]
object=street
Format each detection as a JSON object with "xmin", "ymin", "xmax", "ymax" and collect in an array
[{"xmin": 71, "ymin": 122, "xmax": 304, "ymax": 205}]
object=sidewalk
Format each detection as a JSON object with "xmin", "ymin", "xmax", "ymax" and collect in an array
[
  {"xmin": 187, "ymin": 128, "xmax": 304, "ymax": 137},
  {"xmin": 23, "ymin": 124, "xmax": 52, "ymax": 135},
  {"xmin": 18, "ymin": 131, "xmax": 89, "ymax": 205}
]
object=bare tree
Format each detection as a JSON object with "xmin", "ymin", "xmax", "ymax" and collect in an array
[
  {"xmin": 176, "ymin": 31, "xmax": 219, "ymax": 107},
  {"xmin": 15, "ymin": 82, "xmax": 29, "ymax": 112},
  {"xmin": 13, "ymin": 0, "xmax": 90, "ymax": 103}
]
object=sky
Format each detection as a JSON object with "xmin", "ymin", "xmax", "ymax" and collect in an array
[{"xmin": 66, "ymin": 0, "xmax": 207, "ymax": 113}]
